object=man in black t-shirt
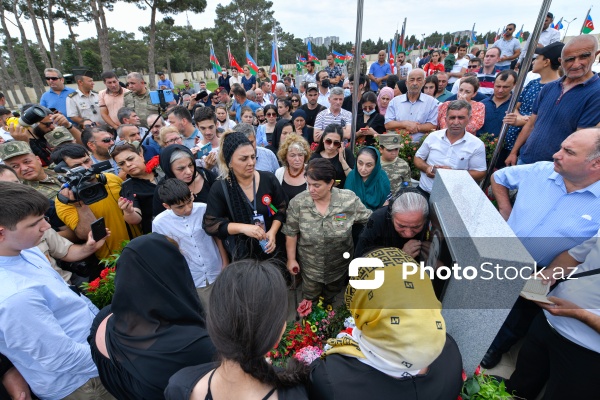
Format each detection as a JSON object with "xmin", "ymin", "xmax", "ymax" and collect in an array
[{"xmin": 299, "ymin": 83, "xmax": 326, "ymax": 128}]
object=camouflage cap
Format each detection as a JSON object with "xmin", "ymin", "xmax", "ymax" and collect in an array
[
  {"xmin": 0, "ymin": 140, "xmax": 33, "ymax": 160},
  {"xmin": 45, "ymin": 126, "xmax": 74, "ymax": 148},
  {"xmin": 378, "ymin": 133, "xmax": 402, "ymax": 150}
]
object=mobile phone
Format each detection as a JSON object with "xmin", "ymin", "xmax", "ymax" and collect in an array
[
  {"xmin": 91, "ymin": 217, "xmax": 107, "ymax": 242},
  {"xmin": 149, "ymin": 89, "xmax": 175, "ymax": 105},
  {"xmin": 259, "ymin": 239, "xmax": 269, "ymax": 253},
  {"xmin": 199, "ymin": 142, "xmax": 212, "ymax": 158},
  {"xmin": 343, "ymin": 139, "xmax": 348, "ymax": 147},
  {"xmin": 122, "ymin": 178, "xmax": 134, "ymax": 201}
]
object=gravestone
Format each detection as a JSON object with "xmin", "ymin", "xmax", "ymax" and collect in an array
[{"xmin": 428, "ymin": 170, "xmax": 535, "ymax": 374}]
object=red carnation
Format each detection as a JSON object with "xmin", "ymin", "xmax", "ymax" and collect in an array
[
  {"xmin": 461, "ymin": 370, "xmax": 467, "ymax": 381},
  {"xmin": 474, "ymin": 365, "xmax": 481, "ymax": 376},
  {"xmin": 100, "ymin": 268, "xmax": 110, "ymax": 279},
  {"xmin": 88, "ymin": 278, "xmax": 101, "ymax": 292},
  {"xmin": 145, "ymin": 155, "xmax": 160, "ymax": 173},
  {"xmin": 297, "ymin": 299, "xmax": 312, "ymax": 317}
]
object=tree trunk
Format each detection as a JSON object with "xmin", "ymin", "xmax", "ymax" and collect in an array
[
  {"xmin": 0, "ymin": 58, "xmax": 20, "ymax": 106},
  {"xmin": 24, "ymin": 0, "xmax": 51, "ymax": 68},
  {"xmin": 90, "ymin": 0, "xmax": 112, "ymax": 71},
  {"xmin": 64, "ymin": 10, "xmax": 84, "ymax": 66},
  {"xmin": 12, "ymin": 2, "xmax": 45, "ymax": 100},
  {"xmin": 146, "ymin": 4, "xmax": 157, "ymax": 89},
  {"xmin": 40, "ymin": 0, "xmax": 57, "ymax": 67},
  {"xmin": 0, "ymin": 4, "xmax": 32, "ymax": 103}
]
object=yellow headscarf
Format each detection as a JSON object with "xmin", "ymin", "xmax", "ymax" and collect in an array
[{"xmin": 323, "ymin": 247, "xmax": 446, "ymax": 374}]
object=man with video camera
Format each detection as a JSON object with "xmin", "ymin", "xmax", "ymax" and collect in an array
[
  {"xmin": 8, "ymin": 104, "xmax": 82, "ymax": 166},
  {"xmin": 52, "ymin": 143, "xmax": 141, "ymax": 260}
]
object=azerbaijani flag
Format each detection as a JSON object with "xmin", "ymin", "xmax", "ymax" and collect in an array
[
  {"xmin": 485, "ymin": 37, "xmax": 488, "ymax": 49},
  {"xmin": 390, "ymin": 36, "xmax": 396, "ymax": 73},
  {"xmin": 227, "ymin": 45, "xmax": 243, "ymax": 73},
  {"xmin": 583, "ymin": 13, "xmax": 594, "ymax": 34},
  {"xmin": 246, "ymin": 51, "xmax": 258, "ymax": 75},
  {"xmin": 331, "ymin": 50, "xmax": 346, "ymax": 64},
  {"xmin": 270, "ymin": 41, "xmax": 278, "ymax": 93},
  {"xmin": 515, "ymin": 25, "xmax": 524, "ymax": 43},
  {"xmin": 307, "ymin": 41, "xmax": 321, "ymax": 64},
  {"xmin": 298, "ymin": 55, "xmax": 307, "ymax": 63},
  {"xmin": 210, "ymin": 45, "xmax": 222, "ymax": 74},
  {"xmin": 345, "ymin": 51, "xmax": 353, "ymax": 59}
]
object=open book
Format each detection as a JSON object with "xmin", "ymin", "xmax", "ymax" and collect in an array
[{"xmin": 520, "ymin": 278, "xmax": 555, "ymax": 304}]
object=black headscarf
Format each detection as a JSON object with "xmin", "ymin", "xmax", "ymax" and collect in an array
[
  {"xmin": 159, "ymin": 144, "xmax": 198, "ymax": 183},
  {"xmin": 221, "ymin": 132, "xmax": 254, "ymax": 226},
  {"xmin": 271, "ymin": 118, "xmax": 291, "ymax": 151},
  {"xmin": 105, "ymin": 233, "xmax": 215, "ymax": 398}
]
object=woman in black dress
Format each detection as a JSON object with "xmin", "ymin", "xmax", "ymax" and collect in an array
[
  {"xmin": 152, "ymin": 144, "xmax": 216, "ymax": 217},
  {"xmin": 203, "ymin": 131, "xmax": 287, "ymax": 262},
  {"xmin": 275, "ymin": 133, "xmax": 310, "ymax": 201},
  {"xmin": 354, "ymin": 91, "xmax": 385, "ymax": 147}
]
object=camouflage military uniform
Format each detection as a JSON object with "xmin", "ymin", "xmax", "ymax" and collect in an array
[
  {"xmin": 283, "ymin": 188, "xmax": 372, "ymax": 300},
  {"xmin": 346, "ymin": 58, "xmax": 367, "ymax": 77},
  {"xmin": 381, "ymin": 158, "xmax": 411, "ymax": 195},
  {"xmin": 123, "ymin": 90, "xmax": 160, "ymax": 128},
  {"xmin": 22, "ymin": 169, "xmax": 62, "ymax": 200}
]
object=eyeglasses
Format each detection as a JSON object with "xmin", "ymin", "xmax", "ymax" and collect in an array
[
  {"xmin": 165, "ymin": 136, "xmax": 184, "ymax": 145},
  {"xmin": 45, "ymin": 76, "xmax": 60, "ymax": 81},
  {"xmin": 91, "ymin": 137, "xmax": 115, "ymax": 144},
  {"xmin": 468, "ymin": 65, "xmax": 480, "ymax": 69},
  {"xmin": 324, "ymin": 138, "xmax": 342, "ymax": 148},
  {"xmin": 266, "ymin": 112, "xmax": 277, "ymax": 117}
]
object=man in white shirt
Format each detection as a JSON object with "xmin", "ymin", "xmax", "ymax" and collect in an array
[
  {"xmin": 448, "ymin": 44, "xmax": 469, "ymax": 89},
  {"xmin": 515, "ymin": 12, "xmax": 561, "ymax": 70},
  {"xmin": 413, "ymin": 99, "xmax": 487, "ymax": 193}
]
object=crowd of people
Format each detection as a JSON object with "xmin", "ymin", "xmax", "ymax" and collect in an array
[{"xmin": 0, "ymin": 19, "xmax": 599, "ymax": 399}]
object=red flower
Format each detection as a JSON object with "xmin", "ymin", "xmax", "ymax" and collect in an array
[
  {"xmin": 461, "ymin": 370, "xmax": 467, "ymax": 381},
  {"xmin": 475, "ymin": 365, "xmax": 481, "ymax": 376},
  {"xmin": 297, "ymin": 299, "xmax": 312, "ymax": 317},
  {"xmin": 457, "ymin": 396, "xmax": 463, "ymax": 400},
  {"xmin": 88, "ymin": 278, "xmax": 101, "ymax": 292},
  {"xmin": 145, "ymin": 155, "xmax": 160, "ymax": 173},
  {"xmin": 310, "ymin": 142, "xmax": 319, "ymax": 152},
  {"xmin": 100, "ymin": 268, "xmax": 110, "ymax": 279}
]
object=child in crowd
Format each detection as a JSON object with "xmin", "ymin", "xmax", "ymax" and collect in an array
[{"xmin": 152, "ymin": 178, "xmax": 228, "ymax": 309}]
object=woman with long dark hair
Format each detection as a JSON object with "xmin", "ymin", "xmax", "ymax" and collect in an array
[
  {"xmin": 203, "ymin": 131, "xmax": 287, "ymax": 262},
  {"xmin": 165, "ymin": 259, "xmax": 309, "ymax": 399},
  {"xmin": 256, "ymin": 104, "xmax": 278, "ymax": 147},
  {"xmin": 309, "ymin": 124, "xmax": 355, "ymax": 188},
  {"xmin": 152, "ymin": 144, "xmax": 216, "ymax": 216}
]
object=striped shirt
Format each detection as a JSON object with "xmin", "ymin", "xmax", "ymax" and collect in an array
[{"xmin": 314, "ymin": 108, "xmax": 353, "ymax": 131}]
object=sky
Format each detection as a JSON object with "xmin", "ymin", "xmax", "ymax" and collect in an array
[{"xmin": 4, "ymin": 0, "xmax": 594, "ymax": 49}]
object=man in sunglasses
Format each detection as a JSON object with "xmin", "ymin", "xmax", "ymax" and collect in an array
[
  {"xmin": 66, "ymin": 70, "xmax": 103, "ymax": 127},
  {"xmin": 40, "ymin": 68, "xmax": 76, "ymax": 119},
  {"xmin": 82, "ymin": 127, "xmax": 122, "ymax": 177}
]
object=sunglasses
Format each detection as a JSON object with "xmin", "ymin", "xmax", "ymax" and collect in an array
[
  {"xmin": 266, "ymin": 112, "xmax": 277, "ymax": 117},
  {"xmin": 83, "ymin": 122, "xmax": 97, "ymax": 128},
  {"xmin": 92, "ymin": 137, "xmax": 115, "ymax": 144},
  {"xmin": 362, "ymin": 106, "xmax": 375, "ymax": 111},
  {"xmin": 468, "ymin": 65, "xmax": 479, "ymax": 69},
  {"xmin": 45, "ymin": 76, "xmax": 60, "ymax": 81},
  {"xmin": 291, "ymin": 99, "xmax": 300, "ymax": 103},
  {"xmin": 325, "ymin": 138, "xmax": 342, "ymax": 148}
]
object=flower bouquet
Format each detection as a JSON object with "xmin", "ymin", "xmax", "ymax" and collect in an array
[
  {"xmin": 459, "ymin": 366, "xmax": 520, "ymax": 400},
  {"xmin": 476, "ymin": 133, "xmax": 499, "ymax": 165},
  {"xmin": 79, "ymin": 240, "xmax": 129, "ymax": 309},
  {"xmin": 268, "ymin": 298, "xmax": 351, "ymax": 367}
]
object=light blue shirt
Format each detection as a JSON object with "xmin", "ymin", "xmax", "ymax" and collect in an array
[
  {"xmin": 157, "ymin": 78, "xmax": 174, "ymax": 89},
  {"xmin": 183, "ymin": 128, "xmax": 202, "ymax": 149},
  {"xmin": 0, "ymin": 247, "xmax": 99, "ymax": 399},
  {"xmin": 493, "ymin": 162, "xmax": 600, "ymax": 265},
  {"xmin": 40, "ymin": 87, "xmax": 76, "ymax": 122},
  {"xmin": 256, "ymin": 146, "xmax": 279, "ymax": 174},
  {"xmin": 384, "ymin": 93, "xmax": 439, "ymax": 141}
]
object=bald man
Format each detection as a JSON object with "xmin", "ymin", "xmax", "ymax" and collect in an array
[
  {"xmin": 384, "ymin": 68, "xmax": 438, "ymax": 142},
  {"xmin": 507, "ymin": 35, "xmax": 600, "ymax": 166}
]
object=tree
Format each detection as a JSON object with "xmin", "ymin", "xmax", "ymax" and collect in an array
[
  {"xmin": 11, "ymin": 0, "xmax": 46, "ymax": 99},
  {"xmin": 89, "ymin": 0, "xmax": 113, "ymax": 72},
  {"xmin": 33, "ymin": 0, "xmax": 58, "ymax": 67},
  {"xmin": 21, "ymin": 0, "xmax": 51, "ymax": 68},
  {"xmin": 214, "ymin": 0, "xmax": 275, "ymax": 65},
  {"xmin": 125, "ymin": 0, "xmax": 206, "ymax": 89},
  {"xmin": 56, "ymin": 0, "xmax": 93, "ymax": 67}
]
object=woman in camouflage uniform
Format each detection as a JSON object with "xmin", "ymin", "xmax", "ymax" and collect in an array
[{"xmin": 283, "ymin": 158, "xmax": 372, "ymax": 304}]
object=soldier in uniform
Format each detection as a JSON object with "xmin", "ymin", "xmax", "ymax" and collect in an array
[
  {"xmin": 0, "ymin": 141, "xmax": 62, "ymax": 199},
  {"xmin": 45, "ymin": 126, "xmax": 75, "ymax": 150},
  {"xmin": 379, "ymin": 133, "xmax": 412, "ymax": 195},
  {"xmin": 283, "ymin": 158, "xmax": 372, "ymax": 304},
  {"xmin": 66, "ymin": 70, "xmax": 103, "ymax": 126},
  {"xmin": 124, "ymin": 72, "xmax": 160, "ymax": 128},
  {"xmin": 346, "ymin": 45, "xmax": 368, "ymax": 77}
]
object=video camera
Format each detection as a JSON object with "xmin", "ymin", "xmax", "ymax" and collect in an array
[{"xmin": 55, "ymin": 160, "xmax": 112, "ymax": 205}]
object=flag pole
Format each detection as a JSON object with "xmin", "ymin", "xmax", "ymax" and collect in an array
[
  {"xmin": 480, "ymin": 0, "xmax": 554, "ymax": 190},
  {"xmin": 273, "ymin": 24, "xmax": 280, "ymax": 80},
  {"xmin": 580, "ymin": 6, "xmax": 592, "ymax": 34},
  {"xmin": 350, "ymin": 0, "xmax": 365, "ymax": 151}
]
